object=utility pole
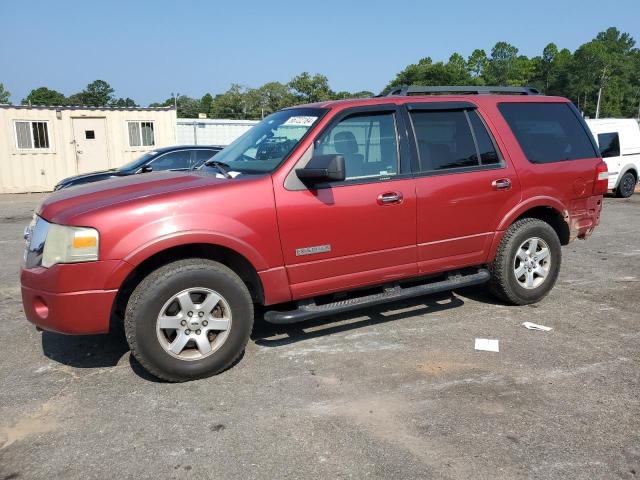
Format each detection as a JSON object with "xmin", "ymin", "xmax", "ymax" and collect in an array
[
  {"xmin": 595, "ymin": 66, "xmax": 608, "ymax": 120},
  {"xmin": 171, "ymin": 92, "xmax": 180, "ymax": 110}
]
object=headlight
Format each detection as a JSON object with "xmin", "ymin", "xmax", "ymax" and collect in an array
[
  {"xmin": 42, "ymin": 224, "xmax": 100, "ymax": 268},
  {"xmin": 24, "ymin": 215, "xmax": 99, "ymax": 268}
]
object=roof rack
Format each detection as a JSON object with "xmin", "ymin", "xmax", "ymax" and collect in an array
[{"xmin": 381, "ymin": 86, "xmax": 541, "ymax": 97}]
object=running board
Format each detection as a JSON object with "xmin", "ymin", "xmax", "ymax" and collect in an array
[{"xmin": 263, "ymin": 268, "xmax": 490, "ymax": 325}]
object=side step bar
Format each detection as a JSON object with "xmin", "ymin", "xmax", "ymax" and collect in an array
[{"xmin": 264, "ymin": 268, "xmax": 490, "ymax": 325}]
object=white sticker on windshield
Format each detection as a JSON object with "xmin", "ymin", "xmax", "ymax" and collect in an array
[{"xmin": 283, "ymin": 116, "xmax": 317, "ymax": 127}]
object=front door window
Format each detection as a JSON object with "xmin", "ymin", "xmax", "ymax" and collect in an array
[{"xmin": 315, "ymin": 112, "xmax": 399, "ymax": 180}]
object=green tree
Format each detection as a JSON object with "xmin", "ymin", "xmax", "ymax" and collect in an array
[
  {"xmin": 0, "ymin": 83, "xmax": 11, "ymax": 103},
  {"xmin": 22, "ymin": 87, "xmax": 66, "ymax": 105},
  {"xmin": 65, "ymin": 92, "xmax": 85, "ymax": 105},
  {"xmin": 77, "ymin": 80, "xmax": 115, "ymax": 106},
  {"xmin": 467, "ymin": 49, "xmax": 488, "ymax": 80},
  {"xmin": 148, "ymin": 95, "xmax": 198, "ymax": 117},
  {"xmin": 485, "ymin": 42, "xmax": 520, "ymax": 85},
  {"xmin": 332, "ymin": 90, "xmax": 375, "ymax": 99},
  {"xmin": 244, "ymin": 81, "xmax": 296, "ymax": 118},
  {"xmin": 110, "ymin": 97, "xmax": 137, "ymax": 107},
  {"xmin": 531, "ymin": 43, "xmax": 559, "ymax": 92},
  {"xmin": 289, "ymin": 72, "xmax": 333, "ymax": 103},
  {"xmin": 385, "ymin": 55, "xmax": 473, "ymax": 90},
  {"xmin": 200, "ymin": 93, "xmax": 214, "ymax": 115},
  {"xmin": 175, "ymin": 95, "xmax": 201, "ymax": 118},
  {"xmin": 211, "ymin": 84, "xmax": 247, "ymax": 118},
  {"xmin": 570, "ymin": 41, "xmax": 609, "ymax": 115}
]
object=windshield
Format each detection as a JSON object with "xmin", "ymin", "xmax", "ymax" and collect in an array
[
  {"xmin": 117, "ymin": 151, "xmax": 158, "ymax": 172},
  {"xmin": 207, "ymin": 108, "xmax": 327, "ymax": 174}
]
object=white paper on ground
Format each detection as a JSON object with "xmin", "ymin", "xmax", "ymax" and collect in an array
[
  {"xmin": 474, "ymin": 338, "xmax": 499, "ymax": 352},
  {"xmin": 522, "ymin": 322, "xmax": 553, "ymax": 331}
]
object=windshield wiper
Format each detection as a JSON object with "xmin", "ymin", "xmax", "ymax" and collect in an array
[{"xmin": 204, "ymin": 160, "xmax": 232, "ymax": 179}]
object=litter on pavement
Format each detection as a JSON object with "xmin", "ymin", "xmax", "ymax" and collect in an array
[
  {"xmin": 522, "ymin": 322, "xmax": 553, "ymax": 331},
  {"xmin": 474, "ymin": 338, "xmax": 499, "ymax": 352}
]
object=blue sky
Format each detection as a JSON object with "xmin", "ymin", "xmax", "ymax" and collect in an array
[{"xmin": 1, "ymin": 0, "xmax": 638, "ymax": 105}]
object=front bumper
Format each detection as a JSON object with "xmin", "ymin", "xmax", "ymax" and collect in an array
[
  {"xmin": 20, "ymin": 259, "xmax": 133, "ymax": 335},
  {"xmin": 22, "ymin": 285, "xmax": 116, "ymax": 334}
]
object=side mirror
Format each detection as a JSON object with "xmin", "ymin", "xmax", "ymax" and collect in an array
[
  {"xmin": 140, "ymin": 164, "xmax": 153, "ymax": 173},
  {"xmin": 295, "ymin": 154, "xmax": 345, "ymax": 184}
]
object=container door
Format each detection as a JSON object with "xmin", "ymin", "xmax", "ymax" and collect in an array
[{"xmin": 72, "ymin": 117, "xmax": 109, "ymax": 173}]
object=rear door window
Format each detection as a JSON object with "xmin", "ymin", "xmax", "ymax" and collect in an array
[
  {"xmin": 409, "ymin": 109, "xmax": 500, "ymax": 172},
  {"xmin": 597, "ymin": 132, "xmax": 620, "ymax": 158},
  {"xmin": 498, "ymin": 103, "xmax": 598, "ymax": 163},
  {"xmin": 468, "ymin": 111, "xmax": 500, "ymax": 165}
]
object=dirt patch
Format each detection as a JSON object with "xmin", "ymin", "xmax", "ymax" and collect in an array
[
  {"xmin": 416, "ymin": 360, "xmax": 475, "ymax": 375},
  {"xmin": 0, "ymin": 399, "xmax": 60, "ymax": 449}
]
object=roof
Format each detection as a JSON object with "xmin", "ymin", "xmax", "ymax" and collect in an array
[
  {"xmin": 151, "ymin": 144, "xmax": 225, "ymax": 152},
  {"xmin": 295, "ymin": 93, "xmax": 568, "ymax": 111},
  {"xmin": 0, "ymin": 104, "xmax": 175, "ymax": 111}
]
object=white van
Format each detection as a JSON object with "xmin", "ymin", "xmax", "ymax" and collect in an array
[{"xmin": 586, "ymin": 119, "xmax": 640, "ymax": 197}]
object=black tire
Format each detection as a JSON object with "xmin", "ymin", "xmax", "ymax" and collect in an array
[
  {"xmin": 489, "ymin": 218, "xmax": 561, "ymax": 305},
  {"xmin": 615, "ymin": 171, "xmax": 637, "ymax": 198},
  {"xmin": 124, "ymin": 259, "xmax": 253, "ymax": 382}
]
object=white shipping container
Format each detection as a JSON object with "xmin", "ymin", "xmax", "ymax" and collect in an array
[{"xmin": 0, "ymin": 105, "xmax": 176, "ymax": 193}]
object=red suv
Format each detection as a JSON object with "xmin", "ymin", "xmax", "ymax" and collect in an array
[{"xmin": 21, "ymin": 86, "xmax": 607, "ymax": 381}]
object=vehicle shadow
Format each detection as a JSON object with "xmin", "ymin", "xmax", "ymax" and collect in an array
[
  {"xmin": 41, "ymin": 328, "xmax": 129, "ymax": 369},
  {"xmin": 252, "ymin": 290, "xmax": 466, "ymax": 347},
  {"xmin": 41, "ymin": 328, "xmax": 166, "ymax": 382},
  {"xmin": 40, "ymin": 288, "xmax": 478, "ymax": 378}
]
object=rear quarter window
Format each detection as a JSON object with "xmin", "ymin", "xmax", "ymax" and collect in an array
[{"xmin": 498, "ymin": 103, "xmax": 598, "ymax": 163}]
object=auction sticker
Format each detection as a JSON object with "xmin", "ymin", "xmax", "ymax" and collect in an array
[{"xmin": 283, "ymin": 116, "xmax": 317, "ymax": 126}]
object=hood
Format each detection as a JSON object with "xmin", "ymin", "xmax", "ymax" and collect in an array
[
  {"xmin": 55, "ymin": 169, "xmax": 125, "ymax": 188},
  {"xmin": 39, "ymin": 170, "xmax": 249, "ymax": 224}
]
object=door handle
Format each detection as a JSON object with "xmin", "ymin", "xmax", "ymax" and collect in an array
[
  {"xmin": 492, "ymin": 178, "xmax": 511, "ymax": 191},
  {"xmin": 377, "ymin": 191, "xmax": 403, "ymax": 205}
]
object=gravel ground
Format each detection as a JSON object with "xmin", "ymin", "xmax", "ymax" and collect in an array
[{"xmin": 0, "ymin": 192, "xmax": 638, "ymax": 480}]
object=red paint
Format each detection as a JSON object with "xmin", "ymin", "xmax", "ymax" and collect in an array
[{"xmin": 22, "ymin": 94, "xmax": 603, "ymax": 335}]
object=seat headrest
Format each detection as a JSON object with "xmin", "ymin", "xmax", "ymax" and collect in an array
[{"xmin": 334, "ymin": 131, "xmax": 359, "ymax": 155}]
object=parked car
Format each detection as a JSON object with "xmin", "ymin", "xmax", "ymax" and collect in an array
[
  {"xmin": 22, "ymin": 86, "xmax": 607, "ymax": 381},
  {"xmin": 53, "ymin": 145, "xmax": 224, "ymax": 190},
  {"xmin": 586, "ymin": 118, "xmax": 640, "ymax": 197}
]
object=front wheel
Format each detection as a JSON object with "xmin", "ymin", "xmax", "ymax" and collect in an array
[
  {"xmin": 124, "ymin": 259, "xmax": 253, "ymax": 382},
  {"xmin": 489, "ymin": 218, "xmax": 561, "ymax": 305},
  {"xmin": 615, "ymin": 171, "xmax": 637, "ymax": 198}
]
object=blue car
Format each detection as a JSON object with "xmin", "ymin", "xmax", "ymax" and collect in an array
[{"xmin": 53, "ymin": 145, "xmax": 224, "ymax": 190}]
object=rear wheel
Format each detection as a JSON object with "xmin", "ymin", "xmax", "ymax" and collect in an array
[
  {"xmin": 615, "ymin": 171, "xmax": 637, "ymax": 198},
  {"xmin": 125, "ymin": 259, "xmax": 253, "ymax": 382},
  {"xmin": 489, "ymin": 218, "xmax": 561, "ymax": 305}
]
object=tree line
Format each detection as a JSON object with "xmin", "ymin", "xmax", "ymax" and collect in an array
[
  {"xmin": 387, "ymin": 27, "xmax": 640, "ymax": 118},
  {"xmin": 0, "ymin": 79, "xmax": 136, "ymax": 108},
  {"xmin": 1, "ymin": 27, "xmax": 638, "ymax": 119}
]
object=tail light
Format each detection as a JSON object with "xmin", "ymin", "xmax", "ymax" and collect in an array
[{"xmin": 593, "ymin": 161, "xmax": 608, "ymax": 194}]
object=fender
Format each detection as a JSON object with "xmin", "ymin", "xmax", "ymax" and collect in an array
[
  {"xmin": 486, "ymin": 196, "xmax": 569, "ymax": 264},
  {"xmin": 615, "ymin": 164, "xmax": 638, "ymax": 187},
  {"xmin": 123, "ymin": 229, "xmax": 270, "ymax": 271},
  {"xmin": 103, "ymin": 230, "xmax": 271, "ymax": 291},
  {"xmin": 496, "ymin": 196, "xmax": 569, "ymax": 232}
]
